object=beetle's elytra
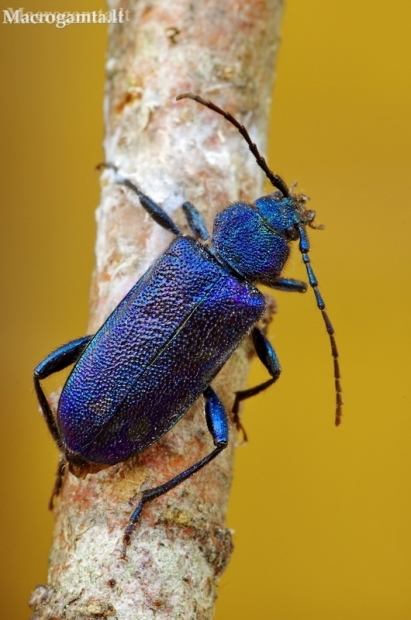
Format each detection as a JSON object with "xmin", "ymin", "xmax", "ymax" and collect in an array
[{"xmin": 34, "ymin": 93, "xmax": 342, "ymax": 556}]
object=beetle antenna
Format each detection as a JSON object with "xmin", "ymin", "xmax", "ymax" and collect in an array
[
  {"xmin": 177, "ymin": 92, "xmax": 342, "ymax": 425},
  {"xmin": 297, "ymin": 224, "xmax": 343, "ymax": 426},
  {"xmin": 176, "ymin": 92, "xmax": 291, "ymax": 197}
]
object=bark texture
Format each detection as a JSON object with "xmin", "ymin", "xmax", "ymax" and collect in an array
[{"xmin": 30, "ymin": 0, "xmax": 284, "ymax": 617}]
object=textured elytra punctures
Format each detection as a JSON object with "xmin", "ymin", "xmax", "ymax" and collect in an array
[{"xmin": 29, "ymin": 0, "xmax": 284, "ymax": 618}]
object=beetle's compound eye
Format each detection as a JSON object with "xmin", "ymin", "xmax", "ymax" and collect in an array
[
  {"xmin": 270, "ymin": 190, "xmax": 284, "ymax": 200},
  {"xmin": 285, "ymin": 225, "xmax": 300, "ymax": 241}
]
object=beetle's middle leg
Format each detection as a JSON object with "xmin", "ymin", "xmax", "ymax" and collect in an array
[
  {"xmin": 231, "ymin": 277, "xmax": 305, "ymax": 435},
  {"xmin": 232, "ymin": 327, "xmax": 281, "ymax": 439},
  {"xmin": 232, "ymin": 279, "xmax": 305, "ymax": 436},
  {"xmin": 121, "ymin": 386, "xmax": 228, "ymax": 558}
]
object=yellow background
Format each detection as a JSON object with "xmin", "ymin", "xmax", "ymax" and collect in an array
[{"xmin": 1, "ymin": 1, "xmax": 410, "ymax": 618}]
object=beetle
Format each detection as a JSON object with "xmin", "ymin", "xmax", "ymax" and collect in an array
[{"xmin": 34, "ymin": 92, "xmax": 342, "ymax": 556}]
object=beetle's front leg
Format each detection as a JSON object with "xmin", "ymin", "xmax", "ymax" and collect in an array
[
  {"xmin": 272, "ymin": 277, "xmax": 307, "ymax": 293},
  {"xmin": 98, "ymin": 162, "xmax": 182, "ymax": 236},
  {"xmin": 181, "ymin": 201, "xmax": 210, "ymax": 241},
  {"xmin": 232, "ymin": 327, "xmax": 281, "ymax": 439},
  {"xmin": 121, "ymin": 386, "xmax": 228, "ymax": 558}
]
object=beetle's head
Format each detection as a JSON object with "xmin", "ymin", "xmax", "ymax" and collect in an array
[{"xmin": 253, "ymin": 188, "xmax": 321, "ymax": 242}]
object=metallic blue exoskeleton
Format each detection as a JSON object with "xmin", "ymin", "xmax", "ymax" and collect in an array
[{"xmin": 34, "ymin": 93, "xmax": 342, "ymax": 555}]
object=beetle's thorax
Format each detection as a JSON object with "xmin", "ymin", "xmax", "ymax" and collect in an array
[{"xmin": 211, "ymin": 192, "xmax": 312, "ymax": 286}]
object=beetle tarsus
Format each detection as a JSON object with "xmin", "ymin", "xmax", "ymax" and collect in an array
[{"xmin": 48, "ymin": 456, "xmax": 66, "ymax": 510}]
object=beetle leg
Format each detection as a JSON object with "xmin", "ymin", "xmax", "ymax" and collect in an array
[
  {"xmin": 121, "ymin": 386, "xmax": 228, "ymax": 558},
  {"xmin": 48, "ymin": 455, "xmax": 66, "ymax": 510},
  {"xmin": 181, "ymin": 201, "xmax": 210, "ymax": 241},
  {"xmin": 34, "ymin": 336, "xmax": 93, "ymax": 507},
  {"xmin": 98, "ymin": 163, "xmax": 182, "ymax": 236},
  {"xmin": 272, "ymin": 277, "xmax": 307, "ymax": 293},
  {"xmin": 34, "ymin": 335, "xmax": 93, "ymax": 446},
  {"xmin": 232, "ymin": 327, "xmax": 281, "ymax": 437}
]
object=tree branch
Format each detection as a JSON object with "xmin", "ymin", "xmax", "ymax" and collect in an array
[{"xmin": 29, "ymin": 0, "xmax": 284, "ymax": 617}]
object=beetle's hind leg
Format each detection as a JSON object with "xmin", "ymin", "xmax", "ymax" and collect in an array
[
  {"xmin": 121, "ymin": 386, "xmax": 228, "ymax": 558},
  {"xmin": 97, "ymin": 162, "xmax": 182, "ymax": 236},
  {"xmin": 34, "ymin": 336, "xmax": 93, "ymax": 503},
  {"xmin": 49, "ymin": 455, "xmax": 67, "ymax": 510},
  {"xmin": 34, "ymin": 335, "xmax": 93, "ymax": 446},
  {"xmin": 232, "ymin": 327, "xmax": 281, "ymax": 439}
]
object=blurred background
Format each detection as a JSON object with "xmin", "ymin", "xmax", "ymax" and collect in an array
[{"xmin": 1, "ymin": 1, "xmax": 410, "ymax": 618}]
